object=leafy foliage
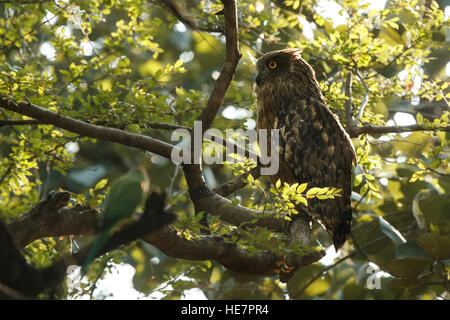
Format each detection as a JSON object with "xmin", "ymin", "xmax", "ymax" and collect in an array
[{"xmin": 0, "ymin": 0, "xmax": 449, "ymax": 299}]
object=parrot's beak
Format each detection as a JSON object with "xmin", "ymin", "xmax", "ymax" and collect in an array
[{"xmin": 141, "ymin": 180, "xmax": 149, "ymax": 193}]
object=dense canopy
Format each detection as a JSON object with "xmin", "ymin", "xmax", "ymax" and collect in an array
[{"xmin": 0, "ymin": 0, "xmax": 449, "ymax": 300}]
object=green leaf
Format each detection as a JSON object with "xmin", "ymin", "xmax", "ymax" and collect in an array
[
  {"xmin": 417, "ymin": 233, "xmax": 450, "ymax": 261},
  {"xmin": 395, "ymin": 242, "xmax": 433, "ymax": 261},
  {"xmin": 378, "ymin": 217, "xmax": 406, "ymax": 245},
  {"xmin": 389, "ymin": 279, "xmax": 423, "ymax": 289},
  {"xmin": 415, "ymin": 113, "xmax": 424, "ymax": 124},
  {"xmin": 412, "ymin": 191, "xmax": 426, "ymax": 229},
  {"xmin": 275, "ymin": 179, "xmax": 281, "ymax": 189},
  {"xmin": 386, "ymin": 258, "xmax": 429, "ymax": 280},
  {"xmin": 354, "ymin": 174, "xmax": 363, "ymax": 186},
  {"xmin": 306, "ymin": 187, "xmax": 321, "ymax": 196},
  {"xmin": 296, "ymin": 183, "xmax": 308, "ymax": 194},
  {"xmin": 295, "ymin": 195, "xmax": 308, "ymax": 207},
  {"xmin": 317, "ymin": 187, "xmax": 329, "ymax": 195},
  {"xmin": 94, "ymin": 178, "xmax": 108, "ymax": 190}
]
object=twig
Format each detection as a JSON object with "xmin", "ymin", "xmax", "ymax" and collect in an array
[
  {"xmin": 213, "ymin": 166, "xmax": 261, "ymax": 196},
  {"xmin": 292, "ymin": 232, "xmax": 390, "ymax": 299},
  {"xmin": 344, "ymin": 71, "xmax": 355, "ymax": 130},
  {"xmin": 348, "ymin": 123, "xmax": 450, "ymax": 137},
  {"xmin": 426, "ymin": 167, "xmax": 450, "ymax": 177},
  {"xmin": 0, "ymin": 2, "xmax": 69, "ymax": 50},
  {"xmin": 0, "ymin": 0, "xmax": 53, "ymax": 3},
  {"xmin": 147, "ymin": 122, "xmax": 189, "ymax": 131},
  {"xmin": 214, "ymin": 166, "xmax": 261, "ymax": 197},
  {"xmin": 0, "ymin": 163, "xmax": 14, "ymax": 186},
  {"xmin": 159, "ymin": 0, "xmax": 224, "ymax": 33},
  {"xmin": 350, "ymin": 231, "xmax": 369, "ymax": 261},
  {"xmin": 293, "ymin": 252, "xmax": 353, "ymax": 299},
  {"xmin": 355, "ymin": 70, "xmax": 370, "ymax": 123},
  {"xmin": 352, "ymin": 187, "xmax": 370, "ymax": 211},
  {"xmin": 0, "ymin": 282, "xmax": 33, "ymax": 300},
  {"xmin": 167, "ymin": 164, "xmax": 180, "ymax": 200},
  {"xmin": 204, "ymin": 133, "xmax": 260, "ymax": 163}
]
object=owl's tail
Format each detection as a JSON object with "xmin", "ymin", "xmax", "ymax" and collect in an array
[{"xmin": 330, "ymin": 207, "xmax": 352, "ymax": 251}]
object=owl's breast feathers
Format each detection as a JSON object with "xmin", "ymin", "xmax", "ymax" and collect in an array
[{"xmin": 257, "ymin": 96, "xmax": 356, "ymax": 250}]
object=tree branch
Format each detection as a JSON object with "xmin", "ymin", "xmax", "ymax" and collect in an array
[
  {"xmin": 0, "ymin": 119, "xmax": 44, "ymax": 127},
  {"xmin": 292, "ymin": 229, "xmax": 411, "ymax": 299},
  {"xmin": 355, "ymin": 69, "xmax": 370, "ymax": 123},
  {"xmin": 0, "ymin": 0, "xmax": 53, "ymax": 3},
  {"xmin": 143, "ymin": 226, "xmax": 323, "ymax": 276},
  {"xmin": 8, "ymin": 191, "xmax": 99, "ymax": 248},
  {"xmin": 2, "ymin": 190, "xmax": 322, "ymax": 297},
  {"xmin": 196, "ymin": 0, "xmax": 240, "ymax": 134},
  {"xmin": 0, "ymin": 96, "xmax": 282, "ymax": 233},
  {"xmin": 214, "ymin": 166, "xmax": 262, "ymax": 196},
  {"xmin": 159, "ymin": 0, "xmax": 224, "ymax": 33},
  {"xmin": 0, "ymin": 97, "xmax": 174, "ymax": 159},
  {"xmin": 1, "ymin": 192, "xmax": 177, "ymax": 297},
  {"xmin": 348, "ymin": 123, "xmax": 450, "ymax": 138},
  {"xmin": 204, "ymin": 133, "xmax": 260, "ymax": 163},
  {"xmin": 183, "ymin": 164, "xmax": 286, "ymax": 232},
  {"xmin": 344, "ymin": 71, "xmax": 356, "ymax": 130},
  {"xmin": 92, "ymin": 119, "xmax": 190, "ymax": 131}
]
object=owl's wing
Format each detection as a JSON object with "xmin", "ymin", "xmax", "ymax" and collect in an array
[{"xmin": 274, "ymin": 96, "xmax": 355, "ymax": 250}]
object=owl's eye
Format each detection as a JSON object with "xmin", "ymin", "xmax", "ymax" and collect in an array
[{"xmin": 267, "ymin": 60, "xmax": 277, "ymax": 69}]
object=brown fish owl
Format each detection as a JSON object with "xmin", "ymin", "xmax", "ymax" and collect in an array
[{"xmin": 255, "ymin": 49, "xmax": 356, "ymax": 251}]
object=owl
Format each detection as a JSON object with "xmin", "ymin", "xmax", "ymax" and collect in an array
[{"xmin": 255, "ymin": 49, "xmax": 356, "ymax": 256}]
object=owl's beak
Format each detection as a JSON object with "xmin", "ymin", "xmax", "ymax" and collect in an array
[{"xmin": 255, "ymin": 73, "xmax": 262, "ymax": 87}]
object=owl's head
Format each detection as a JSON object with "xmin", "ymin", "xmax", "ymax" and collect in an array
[{"xmin": 255, "ymin": 49, "xmax": 321, "ymax": 99}]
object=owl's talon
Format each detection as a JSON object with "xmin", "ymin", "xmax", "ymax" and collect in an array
[
  {"xmin": 274, "ymin": 255, "xmax": 295, "ymax": 276},
  {"xmin": 280, "ymin": 263, "xmax": 295, "ymax": 274}
]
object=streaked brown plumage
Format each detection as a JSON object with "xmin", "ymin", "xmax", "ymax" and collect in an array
[{"xmin": 255, "ymin": 49, "xmax": 356, "ymax": 253}]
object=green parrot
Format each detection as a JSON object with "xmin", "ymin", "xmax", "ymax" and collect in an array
[{"xmin": 81, "ymin": 168, "xmax": 149, "ymax": 274}]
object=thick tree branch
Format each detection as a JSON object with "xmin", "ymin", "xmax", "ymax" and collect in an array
[
  {"xmin": 0, "ymin": 192, "xmax": 177, "ymax": 297},
  {"xmin": 0, "ymin": 96, "xmax": 282, "ymax": 233},
  {"xmin": 2, "ymin": 190, "xmax": 322, "ymax": 297},
  {"xmin": 8, "ymin": 191, "xmax": 99, "ymax": 248},
  {"xmin": 175, "ymin": 0, "xmax": 280, "ymax": 235},
  {"xmin": 143, "ymin": 227, "xmax": 323, "ymax": 276},
  {"xmin": 183, "ymin": 164, "xmax": 286, "ymax": 232},
  {"xmin": 196, "ymin": 0, "xmax": 240, "ymax": 134},
  {"xmin": 0, "ymin": 97, "xmax": 174, "ymax": 159},
  {"xmin": 0, "ymin": 119, "xmax": 43, "ymax": 127},
  {"xmin": 176, "ymin": 0, "xmax": 280, "ymax": 234},
  {"xmin": 0, "ymin": 117, "xmax": 189, "ymax": 131},
  {"xmin": 92, "ymin": 119, "xmax": 190, "ymax": 131},
  {"xmin": 0, "ymin": 217, "xmax": 44, "ymax": 297},
  {"xmin": 1, "ymin": 98, "xmax": 448, "ymax": 240}
]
